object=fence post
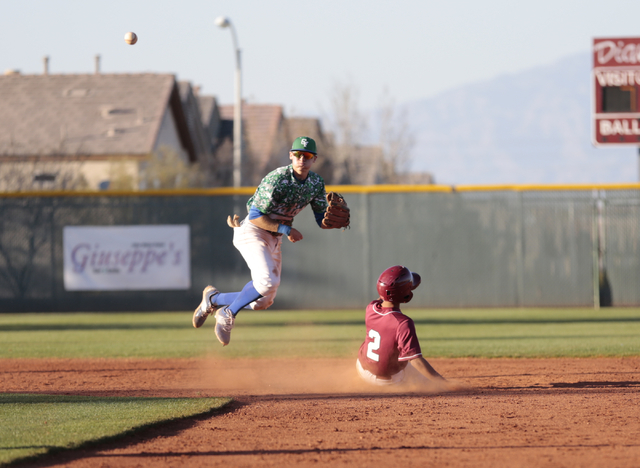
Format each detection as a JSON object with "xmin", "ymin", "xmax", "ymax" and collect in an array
[
  {"xmin": 515, "ymin": 191, "xmax": 525, "ymax": 307},
  {"xmin": 591, "ymin": 190, "xmax": 601, "ymax": 310},
  {"xmin": 361, "ymin": 192, "xmax": 371, "ymax": 302}
]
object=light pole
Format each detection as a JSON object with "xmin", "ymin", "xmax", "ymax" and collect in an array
[{"xmin": 215, "ymin": 16, "xmax": 242, "ymax": 187}]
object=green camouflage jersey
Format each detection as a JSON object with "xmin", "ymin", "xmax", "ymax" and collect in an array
[{"xmin": 247, "ymin": 165, "xmax": 328, "ymax": 220}]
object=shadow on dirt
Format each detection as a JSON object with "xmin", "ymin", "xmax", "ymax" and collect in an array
[{"xmin": 550, "ymin": 381, "xmax": 640, "ymax": 388}]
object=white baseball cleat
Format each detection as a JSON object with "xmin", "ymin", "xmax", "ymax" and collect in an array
[
  {"xmin": 214, "ymin": 306, "xmax": 235, "ymax": 346},
  {"xmin": 192, "ymin": 285, "xmax": 220, "ymax": 328}
]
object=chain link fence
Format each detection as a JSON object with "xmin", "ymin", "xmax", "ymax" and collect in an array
[{"xmin": 0, "ymin": 187, "xmax": 638, "ymax": 312}]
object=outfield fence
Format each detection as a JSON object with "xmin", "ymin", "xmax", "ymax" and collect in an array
[{"xmin": 1, "ymin": 184, "xmax": 639, "ymax": 312}]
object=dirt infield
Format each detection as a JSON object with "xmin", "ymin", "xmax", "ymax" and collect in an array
[{"xmin": 3, "ymin": 357, "xmax": 640, "ymax": 467}]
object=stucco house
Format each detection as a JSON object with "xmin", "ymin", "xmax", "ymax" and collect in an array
[
  {"xmin": 0, "ymin": 72, "xmax": 216, "ymax": 191},
  {"xmin": 0, "ymin": 69, "xmax": 418, "ymax": 191}
]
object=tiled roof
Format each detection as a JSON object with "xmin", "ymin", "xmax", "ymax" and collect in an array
[
  {"xmin": 286, "ymin": 117, "xmax": 328, "ymax": 151},
  {"xmin": 0, "ymin": 73, "xmax": 177, "ymax": 159},
  {"xmin": 218, "ymin": 103, "xmax": 290, "ymax": 184},
  {"xmin": 219, "ymin": 103, "xmax": 283, "ymax": 161},
  {"xmin": 197, "ymin": 95, "xmax": 218, "ymax": 128},
  {"xmin": 286, "ymin": 117, "xmax": 321, "ymax": 137},
  {"xmin": 196, "ymin": 95, "xmax": 221, "ymax": 153},
  {"xmin": 178, "ymin": 81, "xmax": 212, "ymax": 160},
  {"xmin": 217, "ymin": 104, "xmax": 338, "ymax": 185}
]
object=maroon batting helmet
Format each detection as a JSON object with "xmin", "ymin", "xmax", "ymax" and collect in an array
[{"xmin": 376, "ymin": 265, "xmax": 421, "ymax": 303}]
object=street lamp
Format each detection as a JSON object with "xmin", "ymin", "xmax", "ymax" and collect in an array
[{"xmin": 215, "ymin": 16, "xmax": 242, "ymax": 187}]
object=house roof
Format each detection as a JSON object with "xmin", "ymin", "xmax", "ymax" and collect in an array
[
  {"xmin": 178, "ymin": 81, "xmax": 212, "ymax": 160},
  {"xmin": 219, "ymin": 103, "xmax": 284, "ymax": 160},
  {"xmin": 0, "ymin": 73, "xmax": 194, "ymax": 160},
  {"xmin": 197, "ymin": 95, "xmax": 222, "ymax": 151},
  {"xmin": 198, "ymin": 95, "xmax": 219, "ymax": 128},
  {"xmin": 286, "ymin": 117, "xmax": 328, "ymax": 150}
]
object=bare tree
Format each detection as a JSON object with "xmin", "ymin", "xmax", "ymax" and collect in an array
[
  {"xmin": 322, "ymin": 81, "xmax": 415, "ymax": 185},
  {"xmin": 0, "ymin": 201, "xmax": 51, "ymax": 298},
  {"xmin": 136, "ymin": 146, "xmax": 204, "ymax": 190},
  {"xmin": 375, "ymin": 88, "xmax": 416, "ymax": 183},
  {"xmin": 323, "ymin": 81, "xmax": 369, "ymax": 184},
  {"xmin": 107, "ymin": 160, "xmax": 137, "ymax": 191}
]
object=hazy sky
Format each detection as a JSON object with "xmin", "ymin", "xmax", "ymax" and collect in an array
[{"xmin": 3, "ymin": 0, "xmax": 640, "ymax": 116}]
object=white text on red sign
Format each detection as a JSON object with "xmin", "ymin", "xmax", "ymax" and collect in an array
[{"xmin": 598, "ymin": 119, "xmax": 640, "ymax": 136}]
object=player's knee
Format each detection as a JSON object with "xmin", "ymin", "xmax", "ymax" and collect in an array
[
  {"xmin": 254, "ymin": 275, "xmax": 280, "ymax": 296},
  {"xmin": 251, "ymin": 276, "xmax": 278, "ymax": 310},
  {"xmin": 252, "ymin": 295, "xmax": 275, "ymax": 310}
]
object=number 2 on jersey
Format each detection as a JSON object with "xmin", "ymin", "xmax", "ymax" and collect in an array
[{"xmin": 367, "ymin": 329, "xmax": 381, "ymax": 361}]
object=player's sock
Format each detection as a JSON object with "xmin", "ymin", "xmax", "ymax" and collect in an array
[
  {"xmin": 228, "ymin": 281, "xmax": 262, "ymax": 316},
  {"xmin": 216, "ymin": 293, "xmax": 256, "ymax": 310},
  {"xmin": 216, "ymin": 292, "xmax": 239, "ymax": 305}
]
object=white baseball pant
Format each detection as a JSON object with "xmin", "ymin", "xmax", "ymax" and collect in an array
[
  {"xmin": 232, "ymin": 218, "xmax": 282, "ymax": 310},
  {"xmin": 356, "ymin": 359, "xmax": 405, "ymax": 386}
]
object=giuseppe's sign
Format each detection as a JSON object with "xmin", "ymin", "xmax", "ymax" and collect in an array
[
  {"xmin": 593, "ymin": 37, "xmax": 640, "ymax": 146},
  {"xmin": 63, "ymin": 225, "xmax": 190, "ymax": 291}
]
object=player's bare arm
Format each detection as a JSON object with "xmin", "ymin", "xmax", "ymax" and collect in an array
[
  {"xmin": 249, "ymin": 216, "xmax": 303, "ymax": 243},
  {"xmin": 410, "ymin": 356, "xmax": 446, "ymax": 381},
  {"xmin": 249, "ymin": 215, "xmax": 280, "ymax": 232},
  {"xmin": 287, "ymin": 229, "xmax": 303, "ymax": 243}
]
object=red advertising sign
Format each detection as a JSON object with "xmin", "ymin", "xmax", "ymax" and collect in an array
[{"xmin": 592, "ymin": 37, "xmax": 640, "ymax": 146}]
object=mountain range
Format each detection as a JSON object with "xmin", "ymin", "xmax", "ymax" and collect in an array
[{"xmin": 404, "ymin": 53, "xmax": 639, "ymax": 185}]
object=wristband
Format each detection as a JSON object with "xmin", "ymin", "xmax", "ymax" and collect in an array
[{"xmin": 277, "ymin": 223, "xmax": 292, "ymax": 236}]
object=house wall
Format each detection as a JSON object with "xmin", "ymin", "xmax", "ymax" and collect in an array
[
  {"xmin": 81, "ymin": 160, "xmax": 139, "ymax": 191},
  {"xmin": 154, "ymin": 107, "xmax": 189, "ymax": 163},
  {"xmin": 0, "ymin": 159, "xmax": 144, "ymax": 192},
  {"xmin": 0, "ymin": 161, "xmax": 89, "ymax": 192}
]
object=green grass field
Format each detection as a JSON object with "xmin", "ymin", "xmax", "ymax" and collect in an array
[
  {"xmin": 0, "ymin": 394, "xmax": 230, "ymax": 466},
  {"xmin": 1, "ymin": 308, "xmax": 640, "ymax": 359},
  {"xmin": 1, "ymin": 307, "xmax": 639, "ymax": 466}
]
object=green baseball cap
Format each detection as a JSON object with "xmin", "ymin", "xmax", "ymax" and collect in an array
[{"xmin": 291, "ymin": 136, "xmax": 317, "ymax": 154}]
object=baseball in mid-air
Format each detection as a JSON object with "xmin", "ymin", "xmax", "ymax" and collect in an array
[{"xmin": 124, "ymin": 32, "xmax": 138, "ymax": 45}]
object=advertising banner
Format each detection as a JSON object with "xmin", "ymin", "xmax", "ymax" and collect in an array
[{"xmin": 63, "ymin": 225, "xmax": 190, "ymax": 291}]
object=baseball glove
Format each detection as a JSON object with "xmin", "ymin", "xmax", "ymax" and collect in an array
[{"xmin": 322, "ymin": 192, "xmax": 350, "ymax": 229}]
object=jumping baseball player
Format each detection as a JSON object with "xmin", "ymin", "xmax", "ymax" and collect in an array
[
  {"xmin": 192, "ymin": 136, "xmax": 350, "ymax": 346},
  {"xmin": 357, "ymin": 265, "xmax": 446, "ymax": 386}
]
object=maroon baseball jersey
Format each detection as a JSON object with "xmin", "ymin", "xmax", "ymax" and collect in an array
[{"xmin": 357, "ymin": 299, "xmax": 422, "ymax": 378}]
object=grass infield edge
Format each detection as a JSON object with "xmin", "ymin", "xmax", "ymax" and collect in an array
[{"xmin": 1, "ymin": 394, "xmax": 233, "ymax": 468}]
